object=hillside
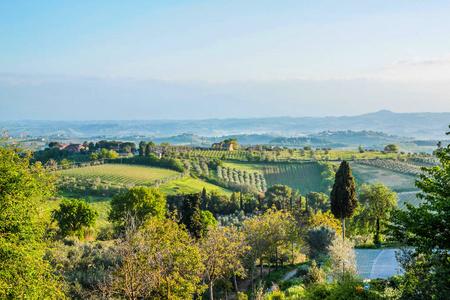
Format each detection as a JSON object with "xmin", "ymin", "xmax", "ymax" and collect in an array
[{"xmin": 3, "ymin": 110, "xmax": 450, "ymax": 139}]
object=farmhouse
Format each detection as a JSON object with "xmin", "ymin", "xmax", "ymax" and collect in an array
[
  {"xmin": 63, "ymin": 144, "xmax": 88, "ymax": 152},
  {"xmin": 152, "ymin": 149, "xmax": 164, "ymax": 158},
  {"xmin": 211, "ymin": 142, "xmax": 234, "ymax": 151}
]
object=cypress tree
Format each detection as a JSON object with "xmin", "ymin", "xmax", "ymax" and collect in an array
[
  {"xmin": 239, "ymin": 191, "xmax": 243, "ymax": 211},
  {"xmin": 145, "ymin": 143, "xmax": 151, "ymax": 157},
  {"xmin": 201, "ymin": 187, "xmax": 208, "ymax": 210},
  {"xmin": 330, "ymin": 160, "xmax": 358, "ymax": 242}
]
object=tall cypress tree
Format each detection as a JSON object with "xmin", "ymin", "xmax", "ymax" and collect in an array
[
  {"xmin": 330, "ymin": 160, "xmax": 358, "ymax": 241},
  {"xmin": 201, "ymin": 187, "xmax": 208, "ymax": 210}
]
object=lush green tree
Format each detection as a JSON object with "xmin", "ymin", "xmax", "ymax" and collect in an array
[
  {"xmin": 52, "ymin": 198, "xmax": 99, "ymax": 239},
  {"xmin": 307, "ymin": 191, "xmax": 330, "ymax": 213},
  {"xmin": 388, "ymin": 127, "xmax": 450, "ymax": 297},
  {"xmin": 389, "ymin": 127, "xmax": 450, "ymax": 254},
  {"xmin": 88, "ymin": 141, "xmax": 95, "ymax": 151},
  {"xmin": 201, "ymin": 226, "xmax": 247, "ymax": 300},
  {"xmin": 48, "ymin": 141, "xmax": 61, "ymax": 148},
  {"xmin": 384, "ymin": 144, "xmax": 399, "ymax": 153},
  {"xmin": 265, "ymin": 184, "xmax": 292, "ymax": 210},
  {"xmin": 138, "ymin": 141, "xmax": 147, "ymax": 156},
  {"xmin": 181, "ymin": 193, "xmax": 216, "ymax": 239},
  {"xmin": 356, "ymin": 183, "xmax": 397, "ymax": 244},
  {"xmin": 0, "ymin": 136, "xmax": 64, "ymax": 299},
  {"xmin": 111, "ymin": 216, "xmax": 205, "ymax": 299},
  {"xmin": 145, "ymin": 143, "xmax": 151, "ymax": 156},
  {"xmin": 108, "ymin": 186, "xmax": 166, "ymax": 229},
  {"xmin": 330, "ymin": 160, "xmax": 358, "ymax": 241}
]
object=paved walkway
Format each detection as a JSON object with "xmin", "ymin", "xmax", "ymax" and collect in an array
[
  {"xmin": 355, "ymin": 249, "xmax": 401, "ymax": 279},
  {"xmin": 370, "ymin": 249, "xmax": 401, "ymax": 279}
]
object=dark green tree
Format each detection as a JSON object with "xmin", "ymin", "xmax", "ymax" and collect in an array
[
  {"xmin": 0, "ymin": 136, "xmax": 63, "ymax": 298},
  {"xmin": 145, "ymin": 143, "xmax": 151, "ymax": 156},
  {"xmin": 138, "ymin": 141, "xmax": 147, "ymax": 156},
  {"xmin": 330, "ymin": 160, "xmax": 358, "ymax": 241},
  {"xmin": 307, "ymin": 191, "xmax": 330, "ymax": 213},
  {"xmin": 181, "ymin": 193, "xmax": 214, "ymax": 239},
  {"xmin": 52, "ymin": 198, "xmax": 99, "ymax": 239},
  {"xmin": 201, "ymin": 187, "xmax": 208, "ymax": 210},
  {"xmin": 265, "ymin": 184, "xmax": 292, "ymax": 210},
  {"xmin": 230, "ymin": 191, "xmax": 239, "ymax": 212},
  {"xmin": 108, "ymin": 186, "xmax": 166, "ymax": 229}
]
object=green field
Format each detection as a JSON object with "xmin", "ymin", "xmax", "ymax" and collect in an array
[
  {"xmin": 397, "ymin": 192, "xmax": 424, "ymax": 210},
  {"xmin": 223, "ymin": 162, "xmax": 264, "ymax": 173},
  {"xmin": 159, "ymin": 176, "xmax": 232, "ymax": 196},
  {"xmin": 350, "ymin": 163, "xmax": 418, "ymax": 192},
  {"xmin": 57, "ymin": 164, "xmax": 179, "ymax": 185}
]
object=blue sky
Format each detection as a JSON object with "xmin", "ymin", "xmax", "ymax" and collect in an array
[{"xmin": 1, "ymin": 1, "xmax": 450, "ymax": 119}]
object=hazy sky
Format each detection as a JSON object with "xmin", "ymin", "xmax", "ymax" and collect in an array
[{"xmin": 1, "ymin": 0, "xmax": 450, "ymax": 120}]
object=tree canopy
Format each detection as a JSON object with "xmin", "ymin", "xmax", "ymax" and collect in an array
[
  {"xmin": 0, "ymin": 135, "xmax": 64, "ymax": 299},
  {"xmin": 108, "ymin": 186, "xmax": 166, "ymax": 229},
  {"xmin": 389, "ymin": 126, "xmax": 450, "ymax": 254},
  {"xmin": 52, "ymin": 198, "xmax": 99, "ymax": 239}
]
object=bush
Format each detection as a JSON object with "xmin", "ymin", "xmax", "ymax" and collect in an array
[
  {"xmin": 236, "ymin": 291, "xmax": 248, "ymax": 300},
  {"xmin": 306, "ymin": 226, "xmax": 336, "ymax": 259},
  {"xmin": 296, "ymin": 264, "xmax": 311, "ymax": 278},
  {"xmin": 303, "ymin": 261, "xmax": 326, "ymax": 287},
  {"xmin": 265, "ymin": 290, "xmax": 285, "ymax": 300}
]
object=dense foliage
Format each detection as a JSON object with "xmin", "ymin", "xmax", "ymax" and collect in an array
[
  {"xmin": 52, "ymin": 198, "xmax": 99, "ymax": 239},
  {"xmin": 0, "ymin": 136, "xmax": 64, "ymax": 299}
]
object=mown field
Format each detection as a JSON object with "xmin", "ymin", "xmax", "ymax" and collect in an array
[
  {"xmin": 56, "ymin": 164, "xmax": 179, "ymax": 186},
  {"xmin": 224, "ymin": 161, "xmax": 323, "ymax": 195},
  {"xmin": 350, "ymin": 163, "xmax": 418, "ymax": 192},
  {"xmin": 158, "ymin": 176, "xmax": 232, "ymax": 196}
]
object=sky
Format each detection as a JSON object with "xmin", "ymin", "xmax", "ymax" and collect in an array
[{"xmin": 1, "ymin": 0, "xmax": 450, "ymax": 120}]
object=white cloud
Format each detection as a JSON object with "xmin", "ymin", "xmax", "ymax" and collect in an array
[{"xmin": 368, "ymin": 54, "xmax": 450, "ymax": 82}]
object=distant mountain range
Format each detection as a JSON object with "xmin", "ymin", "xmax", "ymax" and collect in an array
[{"xmin": 2, "ymin": 110, "xmax": 450, "ymax": 140}]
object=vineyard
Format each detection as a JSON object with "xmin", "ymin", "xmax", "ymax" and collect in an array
[
  {"xmin": 358, "ymin": 159, "xmax": 423, "ymax": 176},
  {"xmin": 397, "ymin": 192, "xmax": 424, "ymax": 210},
  {"xmin": 350, "ymin": 163, "xmax": 417, "ymax": 192},
  {"xmin": 262, "ymin": 163, "xmax": 323, "ymax": 195},
  {"xmin": 188, "ymin": 149, "xmax": 412, "ymax": 162},
  {"xmin": 57, "ymin": 164, "xmax": 179, "ymax": 186}
]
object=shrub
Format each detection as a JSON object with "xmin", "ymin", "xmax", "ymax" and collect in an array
[
  {"xmin": 306, "ymin": 226, "xmax": 336, "ymax": 259},
  {"xmin": 303, "ymin": 261, "xmax": 326, "ymax": 287}
]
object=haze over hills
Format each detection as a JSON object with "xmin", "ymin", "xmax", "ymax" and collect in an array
[{"xmin": 2, "ymin": 110, "xmax": 449, "ymax": 140}]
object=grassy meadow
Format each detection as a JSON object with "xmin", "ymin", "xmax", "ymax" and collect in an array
[{"xmin": 159, "ymin": 176, "xmax": 232, "ymax": 196}]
